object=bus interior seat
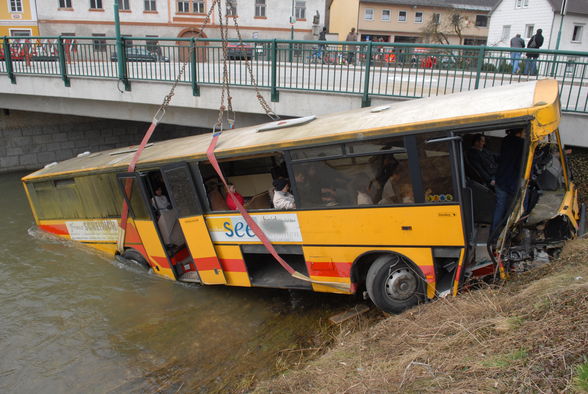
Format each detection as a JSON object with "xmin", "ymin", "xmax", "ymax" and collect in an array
[
  {"xmin": 228, "ymin": 173, "xmax": 274, "ymax": 197},
  {"xmin": 467, "ymin": 178, "xmax": 496, "ymax": 224},
  {"xmin": 157, "ymin": 209, "xmax": 186, "ymax": 247},
  {"xmin": 245, "ymin": 190, "xmax": 272, "ymax": 209}
]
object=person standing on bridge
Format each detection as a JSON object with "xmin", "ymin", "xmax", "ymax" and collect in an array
[
  {"xmin": 345, "ymin": 27, "xmax": 358, "ymax": 65},
  {"xmin": 510, "ymin": 33, "xmax": 525, "ymax": 74},
  {"xmin": 525, "ymin": 29, "xmax": 543, "ymax": 76}
]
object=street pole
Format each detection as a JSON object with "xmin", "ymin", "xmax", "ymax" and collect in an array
[
  {"xmin": 289, "ymin": 0, "xmax": 295, "ymax": 62},
  {"xmin": 114, "ymin": 0, "xmax": 130, "ymax": 91},
  {"xmin": 550, "ymin": 0, "xmax": 566, "ymax": 76}
]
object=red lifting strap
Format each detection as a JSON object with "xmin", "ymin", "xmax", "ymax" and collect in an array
[{"xmin": 117, "ymin": 120, "xmax": 158, "ymax": 250}]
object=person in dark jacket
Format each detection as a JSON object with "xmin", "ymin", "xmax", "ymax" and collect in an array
[
  {"xmin": 466, "ymin": 134, "xmax": 498, "ymax": 186},
  {"xmin": 525, "ymin": 29, "xmax": 543, "ymax": 75},
  {"xmin": 491, "ymin": 129, "xmax": 525, "ymax": 233}
]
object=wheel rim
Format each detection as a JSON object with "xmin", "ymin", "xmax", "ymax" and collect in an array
[{"xmin": 384, "ymin": 268, "xmax": 418, "ymax": 301}]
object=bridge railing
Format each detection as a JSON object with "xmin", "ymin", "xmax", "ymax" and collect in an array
[{"xmin": 1, "ymin": 36, "xmax": 587, "ymax": 114}]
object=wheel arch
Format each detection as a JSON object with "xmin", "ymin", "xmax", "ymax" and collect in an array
[{"xmin": 351, "ymin": 250, "xmax": 426, "ymax": 291}]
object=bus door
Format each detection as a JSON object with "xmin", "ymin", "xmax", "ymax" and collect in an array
[
  {"xmin": 160, "ymin": 163, "xmax": 227, "ymax": 285},
  {"xmin": 117, "ymin": 172, "xmax": 179, "ymax": 280}
]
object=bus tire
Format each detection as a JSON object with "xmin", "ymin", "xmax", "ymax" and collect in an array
[
  {"xmin": 366, "ymin": 254, "xmax": 425, "ymax": 314},
  {"xmin": 122, "ymin": 249, "xmax": 150, "ymax": 270}
]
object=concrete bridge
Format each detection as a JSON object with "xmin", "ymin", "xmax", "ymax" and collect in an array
[{"xmin": 0, "ymin": 69, "xmax": 585, "ymax": 146}]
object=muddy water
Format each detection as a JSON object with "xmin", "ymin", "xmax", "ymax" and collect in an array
[{"xmin": 0, "ymin": 172, "xmax": 355, "ymax": 392}]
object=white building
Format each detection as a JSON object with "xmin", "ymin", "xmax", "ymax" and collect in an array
[
  {"xmin": 36, "ymin": 0, "xmax": 327, "ymax": 40},
  {"xmin": 487, "ymin": 0, "xmax": 588, "ymax": 51}
]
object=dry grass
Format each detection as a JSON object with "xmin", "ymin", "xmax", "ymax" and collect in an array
[{"xmin": 256, "ymin": 238, "xmax": 588, "ymax": 393}]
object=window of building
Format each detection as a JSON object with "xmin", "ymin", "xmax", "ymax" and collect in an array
[
  {"xmin": 227, "ymin": 0, "xmax": 237, "ymax": 16},
  {"xmin": 10, "ymin": 0, "xmax": 23, "ymax": 12},
  {"xmin": 144, "ymin": 0, "xmax": 157, "ymax": 11},
  {"xmin": 572, "ymin": 24, "xmax": 584, "ymax": 42},
  {"xmin": 119, "ymin": 0, "xmax": 131, "ymax": 10},
  {"xmin": 432, "ymin": 13, "xmax": 440, "ymax": 24},
  {"xmin": 90, "ymin": 0, "xmax": 103, "ymax": 9},
  {"xmin": 193, "ymin": 0, "xmax": 205, "ymax": 13},
  {"xmin": 255, "ymin": 0, "xmax": 265, "ymax": 17},
  {"xmin": 463, "ymin": 38, "xmax": 487, "ymax": 45},
  {"xmin": 59, "ymin": 0, "xmax": 72, "ymax": 8},
  {"xmin": 525, "ymin": 24, "xmax": 534, "ymax": 38},
  {"xmin": 515, "ymin": 0, "xmax": 529, "ymax": 8},
  {"xmin": 295, "ymin": 1, "xmax": 306, "ymax": 19},
  {"xmin": 364, "ymin": 8, "xmax": 374, "ymax": 21},
  {"xmin": 398, "ymin": 10, "xmax": 407, "ymax": 22},
  {"xmin": 381, "ymin": 9, "xmax": 390, "ymax": 21},
  {"xmin": 475, "ymin": 15, "xmax": 487, "ymax": 27},
  {"xmin": 501, "ymin": 25, "xmax": 511, "ymax": 41},
  {"xmin": 177, "ymin": 0, "xmax": 189, "ymax": 12},
  {"xmin": 92, "ymin": 33, "xmax": 107, "ymax": 52},
  {"xmin": 414, "ymin": 11, "xmax": 423, "ymax": 23},
  {"xmin": 10, "ymin": 29, "xmax": 31, "ymax": 36}
]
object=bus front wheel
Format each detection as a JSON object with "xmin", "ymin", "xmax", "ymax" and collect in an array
[
  {"xmin": 366, "ymin": 255, "xmax": 425, "ymax": 313},
  {"xmin": 122, "ymin": 249, "xmax": 150, "ymax": 270}
]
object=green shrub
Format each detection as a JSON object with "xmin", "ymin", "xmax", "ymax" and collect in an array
[
  {"xmin": 481, "ymin": 62, "xmax": 497, "ymax": 72},
  {"xmin": 574, "ymin": 360, "xmax": 588, "ymax": 392}
]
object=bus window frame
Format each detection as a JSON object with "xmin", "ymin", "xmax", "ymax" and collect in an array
[
  {"xmin": 286, "ymin": 133, "xmax": 461, "ymax": 210},
  {"xmin": 116, "ymin": 172, "xmax": 155, "ymax": 221},
  {"xmin": 160, "ymin": 162, "xmax": 205, "ymax": 219}
]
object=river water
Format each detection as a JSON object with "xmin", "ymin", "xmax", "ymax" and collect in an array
[{"xmin": 0, "ymin": 172, "xmax": 355, "ymax": 392}]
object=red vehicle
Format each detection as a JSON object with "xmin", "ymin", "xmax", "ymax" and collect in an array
[{"xmin": 227, "ymin": 43, "xmax": 254, "ymax": 60}]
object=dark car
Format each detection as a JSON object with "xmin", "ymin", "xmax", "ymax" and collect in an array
[
  {"xmin": 111, "ymin": 47, "xmax": 169, "ymax": 62},
  {"xmin": 227, "ymin": 43, "xmax": 254, "ymax": 60}
]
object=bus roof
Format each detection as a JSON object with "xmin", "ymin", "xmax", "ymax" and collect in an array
[{"xmin": 23, "ymin": 79, "xmax": 558, "ymax": 181}]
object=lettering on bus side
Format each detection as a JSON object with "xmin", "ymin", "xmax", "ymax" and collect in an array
[{"xmin": 208, "ymin": 214, "xmax": 303, "ymax": 243}]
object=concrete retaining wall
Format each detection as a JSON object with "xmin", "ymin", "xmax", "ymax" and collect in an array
[{"xmin": 0, "ymin": 110, "xmax": 206, "ymax": 173}]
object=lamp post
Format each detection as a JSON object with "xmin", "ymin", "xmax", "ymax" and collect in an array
[
  {"xmin": 289, "ymin": 0, "xmax": 295, "ymax": 62},
  {"xmin": 550, "ymin": 0, "xmax": 567, "ymax": 76},
  {"xmin": 555, "ymin": 0, "xmax": 567, "ymax": 50},
  {"xmin": 114, "ymin": 0, "xmax": 129, "ymax": 90}
]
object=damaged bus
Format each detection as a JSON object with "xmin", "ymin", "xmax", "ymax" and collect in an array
[{"xmin": 22, "ymin": 79, "xmax": 582, "ymax": 313}]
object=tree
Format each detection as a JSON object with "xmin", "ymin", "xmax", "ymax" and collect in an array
[{"xmin": 422, "ymin": 10, "xmax": 467, "ymax": 45}]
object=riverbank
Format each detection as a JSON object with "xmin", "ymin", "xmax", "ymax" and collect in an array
[{"xmin": 257, "ymin": 238, "xmax": 588, "ymax": 393}]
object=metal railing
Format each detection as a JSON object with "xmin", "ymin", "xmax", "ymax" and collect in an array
[{"xmin": 1, "ymin": 36, "xmax": 587, "ymax": 114}]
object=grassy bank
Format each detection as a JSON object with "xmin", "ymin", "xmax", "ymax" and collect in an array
[{"xmin": 257, "ymin": 238, "xmax": 588, "ymax": 393}]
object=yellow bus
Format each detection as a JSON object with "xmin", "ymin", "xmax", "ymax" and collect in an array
[{"xmin": 22, "ymin": 79, "xmax": 582, "ymax": 313}]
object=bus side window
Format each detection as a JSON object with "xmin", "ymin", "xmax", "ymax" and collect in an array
[{"xmin": 416, "ymin": 133, "xmax": 456, "ymax": 203}]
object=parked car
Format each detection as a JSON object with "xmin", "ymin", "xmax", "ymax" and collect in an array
[
  {"xmin": 111, "ymin": 47, "xmax": 169, "ymax": 62},
  {"xmin": 227, "ymin": 43, "xmax": 254, "ymax": 60}
]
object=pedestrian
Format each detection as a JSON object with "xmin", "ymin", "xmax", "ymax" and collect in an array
[
  {"xmin": 345, "ymin": 27, "xmax": 357, "ymax": 65},
  {"xmin": 318, "ymin": 26, "xmax": 327, "ymax": 60},
  {"xmin": 525, "ymin": 29, "xmax": 543, "ymax": 76},
  {"xmin": 510, "ymin": 33, "xmax": 525, "ymax": 74}
]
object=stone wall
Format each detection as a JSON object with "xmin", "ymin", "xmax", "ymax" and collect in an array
[{"xmin": 0, "ymin": 110, "xmax": 208, "ymax": 173}]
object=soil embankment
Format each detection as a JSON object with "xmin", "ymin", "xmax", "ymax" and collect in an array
[{"xmin": 258, "ymin": 238, "xmax": 588, "ymax": 393}]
